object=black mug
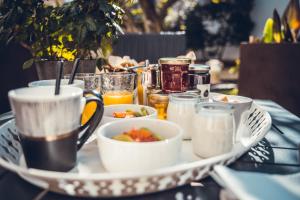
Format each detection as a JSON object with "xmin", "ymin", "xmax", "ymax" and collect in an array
[{"xmin": 9, "ymin": 86, "xmax": 104, "ymax": 172}]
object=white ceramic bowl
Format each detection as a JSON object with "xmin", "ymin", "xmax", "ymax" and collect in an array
[
  {"xmin": 28, "ymin": 79, "xmax": 84, "ymax": 89},
  {"xmin": 210, "ymin": 93, "xmax": 253, "ymax": 127},
  {"xmin": 100, "ymin": 104, "xmax": 157, "ymax": 125},
  {"xmin": 97, "ymin": 118, "xmax": 183, "ymax": 172}
]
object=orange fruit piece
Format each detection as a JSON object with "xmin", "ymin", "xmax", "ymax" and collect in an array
[
  {"xmin": 81, "ymin": 101, "xmax": 97, "ymax": 125},
  {"xmin": 113, "ymin": 112, "xmax": 127, "ymax": 118}
]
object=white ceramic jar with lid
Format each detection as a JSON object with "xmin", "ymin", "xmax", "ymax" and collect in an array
[
  {"xmin": 192, "ymin": 102, "xmax": 235, "ymax": 158},
  {"xmin": 167, "ymin": 93, "xmax": 199, "ymax": 139}
]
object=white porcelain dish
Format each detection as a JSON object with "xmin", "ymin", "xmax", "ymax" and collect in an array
[
  {"xmin": 0, "ymin": 102, "xmax": 271, "ymax": 198},
  {"xmin": 210, "ymin": 93, "xmax": 253, "ymax": 127},
  {"xmin": 86, "ymin": 104, "xmax": 158, "ymax": 143},
  {"xmin": 97, "ymin": 118, "xmax": 183, "ymax": 172},
  {"xmin": 100, "ymin": 104, "xmax": 157, "ymax": 125}
]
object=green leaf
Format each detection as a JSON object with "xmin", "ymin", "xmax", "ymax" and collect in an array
[
  {"xmin": 273, "ymin": 9, "xmax": 282, "ymax": 43},
  {"xmin": 112, "ymin": 20, "xmax": 124, "ymax": 34},
  {"xmin": 263, "ymin": 18, "xmax": 274, "ymax": 43},
  {"xmin": 78, "ymin": 25, "xmax": 87, "ymax": 43},
  {"xmin": 283, "ymin": 16, "xmax": 294, "ymax": 42},
  {"xmin": 22, "ymin": 58, "xmax": 34, "ymax": 69},
  {"xmin": 85, "ymin": 17, "xmax": 96, "ymax": 31},
  {"xmin": 283, "ymin": 0, "xmax": 300, "ymax": 32}
]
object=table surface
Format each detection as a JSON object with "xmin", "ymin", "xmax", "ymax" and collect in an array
[{"xmin": 0, "ymin": 100, "xmax": 299, "ymax": 200}]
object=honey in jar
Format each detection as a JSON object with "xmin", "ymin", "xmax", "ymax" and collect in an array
[{"xmin": 147, "ymin": 90, "xmax": 169, "ymax": 120}]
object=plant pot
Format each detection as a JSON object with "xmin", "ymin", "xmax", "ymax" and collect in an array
[
  {"xmin": 35, "ymin": 60, "xmax": 97, "ymax": 80},
  {"xmin": 238, "ymin": 43, "xmax": 300, "ymax": 116}
]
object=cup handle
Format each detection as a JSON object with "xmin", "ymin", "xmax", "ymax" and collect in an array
[
  {"xmin": 83, "ymin": 90, "xmax": 103, "ymax": 101},
  {"xmin": 77, "ymin": 92, "xmax": 104, "ymax": 150}
]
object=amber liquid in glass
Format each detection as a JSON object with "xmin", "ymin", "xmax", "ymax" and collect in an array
[{"xmin": 148, "ymin": 93, "xmax": 169, "ymax": 120}]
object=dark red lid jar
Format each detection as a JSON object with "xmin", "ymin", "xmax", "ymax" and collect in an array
[{"xmin": 159, "ymin": 58, "xmax": 191, "ymax": 93}]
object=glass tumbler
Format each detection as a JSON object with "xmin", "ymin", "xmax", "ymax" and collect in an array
[
  {"xmin": 64, "ymin": 73, "xmax": 101, "ymax": 92},
  {"xmin": 64, "ymin": 73, "xmax": 101, "ymax": 125},
  {"xmin": 192, "ymin": 103, "xmax": 235, "ymax": 158},
  {"xmin": 147, "ymin": 90, "xmax": 169, "ymax": 120},
  {"xmin": 100, "ymin": 72, "xmax": 136, "ymax": 105}
]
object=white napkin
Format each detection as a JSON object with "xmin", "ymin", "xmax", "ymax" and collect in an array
[{"xmin": 211, "ymin": 165, "xmax": 300, "ymax": 200}]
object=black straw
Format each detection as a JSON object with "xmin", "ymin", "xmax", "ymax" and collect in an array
[
  {"xmin": 68, "ymin": 58, "xmax": 80, "ymax": 84},
  {"xmin": 55, "ymin": 60, "xmax": 64, "ymax": 95}
]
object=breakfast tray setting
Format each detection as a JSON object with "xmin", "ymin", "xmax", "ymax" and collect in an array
[{"xmin": 0, "ymin": 102, "xmax": 271, "ymax": 198}]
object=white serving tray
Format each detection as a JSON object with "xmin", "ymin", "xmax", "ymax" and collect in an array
[{"xmin": 0, "ymin": 102, "xmax": 271, "ymax": 197}]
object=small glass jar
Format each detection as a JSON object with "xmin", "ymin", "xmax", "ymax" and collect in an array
[
  {"xmin": 64, "ymin": 73, "xmax": 101, "ymax": 92},
  {"xmin": 159, "ymin": 58, "xmax": 191, "ymax": 93},
  {"xmin": 192, "ymin": 103, "xmax": 235, "ymax": 158},
  {"xmin": 142, "ymin": 64, "xmax": 161, "ymax": 89},
  {"xmin": 147, "ymin": 89, "xmax": 169, "ymax": 120},
  {"xmin": 188, "ymin": 64, "xmax": 211, "ymax": 100},
  {"xmin": 167, "ymin": 93, "xmax": 200, "ymax": 139}
]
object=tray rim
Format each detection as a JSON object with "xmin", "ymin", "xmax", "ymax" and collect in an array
[{"xmin": 0, "ymin": 103, "xmax": 271, "ymax": 182}]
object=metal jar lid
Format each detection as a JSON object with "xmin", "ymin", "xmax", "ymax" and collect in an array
[
  {"xmin": 158, "ymin": 57, "xmax": 192, "ymax": 65},
  {"xmin": 189, "ymin": 64, "xmax": 210, "ymax": 73}
]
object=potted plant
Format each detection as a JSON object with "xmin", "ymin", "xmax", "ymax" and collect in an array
[
  {"xmin": 0, "ymin": 0, "xmax": 125, "ymax": 79},
  {"xmin": 238, "ymin": 0, "xmax": 300, "ymax": 116}
]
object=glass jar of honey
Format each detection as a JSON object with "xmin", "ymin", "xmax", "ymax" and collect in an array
[
  {"xmin": 147, "ymin": 89, "xmax": 169, "ymax": 120},
  {"xmin": 159, "ymin": 58, "xmax": 191, "ymax": 93}
]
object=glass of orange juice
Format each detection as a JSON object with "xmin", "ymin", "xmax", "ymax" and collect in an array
[{"xmin": 100, "ymin": 72, "xmax": 136, "ymax": 106}]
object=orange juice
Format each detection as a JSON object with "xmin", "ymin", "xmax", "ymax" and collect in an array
[
  {"xmin": 137, "ymin": 69, "xmax": 144, "ymax": 105},
  {"xmin": 103, "ymin": 90, "xmax": 134, "ymax": 105},
  {"xmin": 137, "ymin": 84, "xmax": 144, "ymax": 105}
]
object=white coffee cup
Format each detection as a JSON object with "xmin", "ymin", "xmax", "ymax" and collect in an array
[{"xmin": 8, "ymin": 86, "xmax": 104, "ymax": 171}]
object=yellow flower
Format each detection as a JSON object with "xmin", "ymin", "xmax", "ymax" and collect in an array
[{"xmin": 47, "ymin": 34, "xmax": 76, "ymax": 60}]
